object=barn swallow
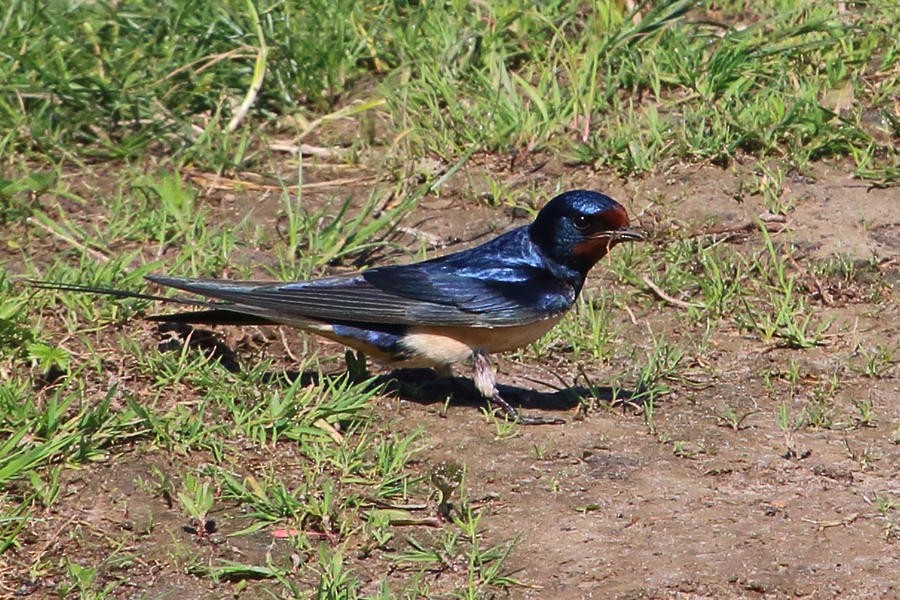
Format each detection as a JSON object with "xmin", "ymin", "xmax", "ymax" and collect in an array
[{"xmin": 32, "ymin": 190, "xmax": 643, "ymax": 424}]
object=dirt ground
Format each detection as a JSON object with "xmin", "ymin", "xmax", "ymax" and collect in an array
[
  {"xmin": 375, "ymin": 160, "xmax": 899, "ymax": 599},
  {"xmin": 5, "ymin": 157, "xmax": 898, "ymax": 599}
]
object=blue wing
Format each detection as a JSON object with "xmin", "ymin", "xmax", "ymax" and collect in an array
[{"xmin": 146, "ymin": 228, "xmax": 577, "ymax": 328}]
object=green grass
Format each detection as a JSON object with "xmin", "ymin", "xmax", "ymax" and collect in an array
[{"xmin": 2, "ymin": 1, "xmax": 896, "ymax": 177}]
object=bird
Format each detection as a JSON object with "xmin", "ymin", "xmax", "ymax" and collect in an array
[{"xmin": 32, "ymin": 190, "xmax": 644, "ymax": 424}]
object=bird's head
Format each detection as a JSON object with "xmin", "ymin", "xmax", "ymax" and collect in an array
[{"xmin": 529, "ymin": 190, "xmax": 644, "ymax": 275}]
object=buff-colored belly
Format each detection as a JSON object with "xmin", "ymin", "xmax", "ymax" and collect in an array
[
  {"xmin": 273, "ymin": 313, "xmax": 566, "ymax": 369},
  {"xmin": 398, "ymin": 314, "xmax": 565, "ymax": 367}
]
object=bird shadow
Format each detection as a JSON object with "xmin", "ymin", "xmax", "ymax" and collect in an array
[
  {"xmin": 265, "ymin": 368, "xmax": 642, "ymax": 418},
  {"xmin": 379, "ymin": 369, "xmax": 638, "ymax": 415},
  {"xmin": 155, "ymin": 324, "xmax": 642, "ymax": 417}
]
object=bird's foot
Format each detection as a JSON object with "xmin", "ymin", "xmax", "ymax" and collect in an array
[
  {"xmin": 473, "ymin": 350, "xmax": 565, "ymax": 425},
  {"xmin": 490, "ymin": 391, "xmax": 565, "ymax": 426}
]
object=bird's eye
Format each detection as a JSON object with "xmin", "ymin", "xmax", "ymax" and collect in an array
[{"xmin": 573, "ymin": 214, "xmax": 591, "ymax": 231}]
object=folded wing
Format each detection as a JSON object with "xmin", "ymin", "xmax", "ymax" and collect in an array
[{"xmin": 147, "ymin": 262, "xmax": 574, "ymax": 328}]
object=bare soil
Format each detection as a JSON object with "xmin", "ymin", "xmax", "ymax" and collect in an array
[{"xmin": 3, "ymin": 157, "xmax": 898, "ymax": 599}]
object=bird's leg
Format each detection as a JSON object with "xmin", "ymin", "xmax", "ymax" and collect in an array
[{"xmin": 472, "ymin": 350, "xmax": 565, "ymax": 425}]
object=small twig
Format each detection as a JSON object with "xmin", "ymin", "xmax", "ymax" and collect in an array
[
  {"xmin": 279, "ymin": 328, "xmax": 299, "ymax": 363},
  {"xmin": 641, "ymin": 275, "xmax": 703, "ymax": 309},
  {"xmin": 300, "ymin": 176, "xmax": 378, "ymax": 190},
  {"xmin": 801, "ymin": 513, "xmax": 860, "ymax": 531},
  {"xmin": 687, "ymin": 218, "xmax": 790, "ymax": 242},
  {"xmin": 185, "ymin": 169, "xmax": 376, "ymax": 192},
  {"xmin": 622, "ymin": 302, "xmax": 638, "ymax": 325},
  {"xmin": 395, "ymin": 226, "xmax": 443, "ymax": 248},
  {"xmin": 267, "ymin": 141, "xmax": 350, "ymax": 161}
]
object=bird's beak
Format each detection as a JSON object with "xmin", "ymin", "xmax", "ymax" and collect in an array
[{"xmin": 611, "ymin": 228, "xmax": 645, "ymax": 242}]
